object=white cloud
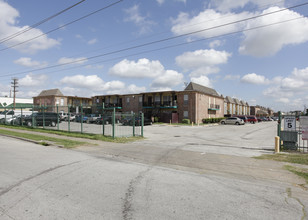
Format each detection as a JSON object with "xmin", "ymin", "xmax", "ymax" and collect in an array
[
  {"xmin": 109, "ymin": 58, "xmax": 183, "ymax": 90},
  {"xmin": 241, "ymin": 73, "xmax": 270, "ymax": 85},
  {"xmin": 151, "ymin": 70, "xmax": 183, "ymax": 89},
  {"xmin": 0, "ymin": 1, "xmax": 60, "ymax": 54},
  {"xmin": 171, "ymin": 9, "xmax": 252, "ymax": 39},
  {"xmin": 263, "ymin": 67, "xmax": 308, "ymax": 109},
  {"xmin": 57, "ymin": 57, "xmax": 88, "ymax": 65},
  {"xmin": 19, "ymin": 73, "xmax": 48, "ymax": 87},
  {"xmin": 59, "ymin": 74, "xmax": 146, "ymax": 95},
  {"xmin": 88, "ymin": 38, "xmax": 97, "ymax": 45},
  {"xmin": 60, "ymin": 75, "xmax": 104, "ymax": 89},
  {"xmin": 209, "ymin": 40, "xmax": 223, "ymax": 48},
  {"xmin": 239, "ymin": 7, "xmax": 308, "ymax": 57},
  {"xmin": 224, "ymin": 74, "xmax": 240, "ymax": 80},
  {"xmin": 210, "ymin": 0, "xmax": 282, "ymax": 13},
  {"xmin": 124, "ymin": 5, "xmax": 156, "ymax": 34},
  {"xmin": 14, "ymin": 57, "xmax": 47, "ymax": 68},
  {"xmin": 175, "ymin": 49, "xmax": 231, "ymax": 77},
  {"xmin": 191, "ymin": 75, "xmax": 212, "ymax": 88},
  {"xmin": 109, "ymin": 58, "xmax": 164, "ymax": 78}
]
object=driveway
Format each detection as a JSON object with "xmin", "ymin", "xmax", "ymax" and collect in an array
[{"xmin": 136, "ymin": 121, "xmax": 277, "ymax": 157}]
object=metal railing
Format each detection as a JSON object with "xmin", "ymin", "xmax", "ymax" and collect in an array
[{"xmin": 0, "ymin": 105, "xmax": 144, "ymax": 138}]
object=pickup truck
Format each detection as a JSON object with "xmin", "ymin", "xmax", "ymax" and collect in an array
[{"xmin": 24, "ymin": 112, "xmax": 60, "ymax": 127}]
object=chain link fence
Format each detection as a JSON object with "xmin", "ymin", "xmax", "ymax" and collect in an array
[{"xmin": 0, "ymin": 105, "xmax": 144, "ymax": 138}]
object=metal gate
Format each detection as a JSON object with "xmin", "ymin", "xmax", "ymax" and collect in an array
[{"xmin": 278, "ymin": 114, "xmax": 308, "ymax": 152}]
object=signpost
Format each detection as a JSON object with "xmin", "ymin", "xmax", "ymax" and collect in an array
[{"xmin": 284, "ymin": 116, "xmax": 296, "ymax": 131}]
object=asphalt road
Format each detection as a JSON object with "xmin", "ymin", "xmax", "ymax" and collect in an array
[{"xmin": 1, "ymin": 132, "xmax": 308, "ymax": 220}]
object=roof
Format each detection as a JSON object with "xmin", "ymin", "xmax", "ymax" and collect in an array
[
  {"xmin": 6, "ymin": 103, "xmax": 33, "ymax": 108},
  {"xmin": 225, "ymin": 96, "xmax": 235, "ymax": 103},
  {"xmin": 37, "ymin": 89, "xmax": 64, "ymax": 97},
  {"xmin": 233, "ymin": 98, "xmax": 241, "ymax": 105},
  {"xmin": 184, "ymin": 82, "xmax": 220, "ymax": 97}
]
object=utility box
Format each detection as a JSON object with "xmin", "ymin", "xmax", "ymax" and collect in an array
[{"xmin": 280, "ymin": 131, "xmax": 298, "ymax": 150}]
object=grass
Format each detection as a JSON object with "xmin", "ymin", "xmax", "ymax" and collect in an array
[
  {"xmin": 255, "ymin": 153, "xmax": 308, "ymax": 165},
  {"xmin": 0, "ymin": 124, "xmax": 143, "ymax": 143},
  {"xmin": 0, "ymin": 129, "xmax": 86, "ymax": 148},
  {"xmin": 255, "ymin": 153, "xmax": 308, "ymax": 184},
  {"xmin": 284, "ymin": 165, "xmax": 308, "ymax": 184}
]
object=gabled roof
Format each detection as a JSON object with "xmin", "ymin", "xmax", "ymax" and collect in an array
[
  {"xmin": 184, "ymin": 82, "xmax": 220, "ymax": 97},
  {"xmin": 38, "ymin": 89, "xmax": 64, "ymax": 97},
  {"xmin": 225, "ymin": 96, "xmax": 235, "ymax": 103},
  {"xmin": 233, "ymin": 98, "xmax": 241, "ymax": 105}
]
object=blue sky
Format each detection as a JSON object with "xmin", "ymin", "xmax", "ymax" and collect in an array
[{"xmin": 0, "ymin": 0, "xmax": 308, "ymax": 112}]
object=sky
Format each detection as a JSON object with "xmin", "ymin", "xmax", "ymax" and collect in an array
[{"xmin": 0, "ymin": 0, "xmax": 308, "ymax": 112}]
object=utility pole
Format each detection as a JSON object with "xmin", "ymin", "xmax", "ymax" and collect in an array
[{"xmin": 11, "ymin": 78, "xmax": 18, "ymax": 110}]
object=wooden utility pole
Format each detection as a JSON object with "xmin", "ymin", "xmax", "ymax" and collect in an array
[{"xmin": 11, "ymin": 78, "xmax": 18, "ymax": 110}]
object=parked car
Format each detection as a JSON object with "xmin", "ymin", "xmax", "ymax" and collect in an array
[
  {"xmin": 221, "ymin": 117, "xmax": 245, "ymax": 125},
  {"xmin": 87, "ymin": 114, "xmax": 99, "ymax": 123},
  {"xmin": 247, "ymin": 116, "xmax": 258, "ymax": 124},
  {"xmin": 63, "ymin": 113, "xmax": 76, "ymax": 121},
  {"xmin": 24, "ymin": 112, "xmax": 60, "ymax": 127},
  {"xmin": 233, "ymin": 115, "xmax": 248, "ymax": 123},
  {"xmin": 122, "ymin": 117, "xmax": 152, "ymax": 126},
  {"xmin": 75, "ymin": 114, "xmax": 88, "ymax": 123},
  {"xmin": 96, "ymin": 115, "xmax": 112, "ymax": 125}
]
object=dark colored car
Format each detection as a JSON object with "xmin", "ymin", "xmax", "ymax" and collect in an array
[
  {"xmin": 24, "ymin": 112, "xmax": 60, "ymax": 127},
  {"xmin": 75, "ymin": 114, "xmax": 88, "ymax": 123},
  {"xmin": 247, "ymin": 116, "xmax": 258, "ymax": 124},
  {"xmin": 96, "ymin": 115, "xmax": 112, "ymax": 124},
  {"xmin": 122, "ymin": 117, "xmax": 152, "ymax": 126}
]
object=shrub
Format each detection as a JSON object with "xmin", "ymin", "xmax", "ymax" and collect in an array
[
  {"xmin": 154, "ymin": 117, "xmax": 159, "ymax": 122},
  {"xmin": 182, "ymin": 119, "xmax": 190, "ymax": 124}
]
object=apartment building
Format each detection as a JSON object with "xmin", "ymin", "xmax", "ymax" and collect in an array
[
  {"xmin": 92, "ymin": 82, "xmax": 224, "ymax": 124},
  {"xmin": 224, "ymin": 96, "xmax": 250, "ymax": 116}
]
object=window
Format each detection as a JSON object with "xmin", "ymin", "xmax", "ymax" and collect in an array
[
  {"xmin": 184, "ymin": 94, "xmax": 188, "ymax": 105},
  {"xmin": 126, "ymin": 97, "xmax": 130, "ymax": 106},
  {"xmin": 184, "ymin": 111, "xmax": 188, "ymax": 118},
  {"xmin": 60, "ymin": 98, "xmax": 64, "ymax": 106}
]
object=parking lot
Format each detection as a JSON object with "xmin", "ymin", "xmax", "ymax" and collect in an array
[{"xmin": 133, "ymin": 121, "xmax": 278, "ymax": 157}]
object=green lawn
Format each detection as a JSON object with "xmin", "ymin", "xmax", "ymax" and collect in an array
[
  {"xmin": 0, "ymin": 129, "xmax": 86, "ymax": 148},
  {"xmin": 0, "ymin": 124, "xmax": 143, "ymax": 143}
]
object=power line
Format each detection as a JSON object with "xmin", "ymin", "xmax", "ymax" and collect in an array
[
  {"xmin": 0, "ymin": 0, "xmax": 86, "ymax": 44},
  {"xmin": 0, "ymin": 0, "xmax": 124, "ymax": 52},
  {"xmin": 1, "ymin": 14, "xmax": 305, "ymax": 79}
]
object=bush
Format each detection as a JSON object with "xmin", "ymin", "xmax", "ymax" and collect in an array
[
  {"xmin": 202, "ymin": 117, "xmax": 225, "ymax": 124},
  {"xmin": 154, "ymin": 117, "xmax": 159, "ymax": 122},
  {"xmin": 182, "ymin": 119, "xmax": 190, "ymax": 124}
]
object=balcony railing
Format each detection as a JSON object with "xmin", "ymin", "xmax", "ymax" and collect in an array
[
  {"xmin": 143, "ymin": 101, "xmax": 177, "ymax": 109},
  {"xmin": 208, "ymin": 104, "xmax": 220, "ymax": 110}
]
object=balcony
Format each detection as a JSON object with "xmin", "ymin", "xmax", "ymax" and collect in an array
[
  {"xmin": 208, "ymin": 104, "xmax": 220, "ymax": 111},
  {"xmin": 143, "ymin": 101, "xmax": 177, "ymax": 109}
]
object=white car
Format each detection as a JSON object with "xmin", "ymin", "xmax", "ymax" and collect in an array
[{"xmin": 221, "ymin": 117, "xmax": 245, "ymax": 125}]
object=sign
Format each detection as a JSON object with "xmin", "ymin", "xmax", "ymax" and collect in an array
[
  {"xmin": 300, "ymin": 116, "xmax": 308, "ymax": 140},
  {"xmin": 284, "ymin": 116, "xmax": 296, "ymax": 131}
]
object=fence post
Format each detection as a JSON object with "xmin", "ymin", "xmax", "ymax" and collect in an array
[
  {"xmin": 68, "ymin": 105, "xmax": 71, "ymax": 132},
  {"xmin": 4, "ymin": 108, "xmax": 7, "ymax": 125},
  {"xmin": 43, "ymin": 105, "xmax": 45, "ymax": 129},
  {"xmin": 102, "ymin": 102, "xmax": 105, "ymax": 136},
  {"xmin": 141, "ymin": 113, "xmax": 144, "ymax": 137},
  {"xmin": 21, "ymin": 108, "xmax": 23, "ymax": 126},
  {"xmin": 133, "ymin": 113, "xmax": 135, "ymax": 137},
  {"xmin": 57, "ymin": 105, "xmax": 59, "ymax": 130},
  {"xmin": 32, "ymin": 106, "xmax": 34, "ymax": 128},
  {"xmin": 112, "ymin": 108, "xmax": 115, "ymax": 139},
  {"xmin": 81, "ymin": 104, "xmax": 83, "ymax": 133}
]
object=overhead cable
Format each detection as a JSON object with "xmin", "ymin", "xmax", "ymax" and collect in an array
[
  {"xmin": 0, "ymin": 0, "xmax": 123, "ymax": 52},
  {"xmin": 0, "ymin": 14, "xmax": 305, "ymax": 78},
  {"xmin": 0, "ymin": 0, "xmax": 86, "ymax": 44}
]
